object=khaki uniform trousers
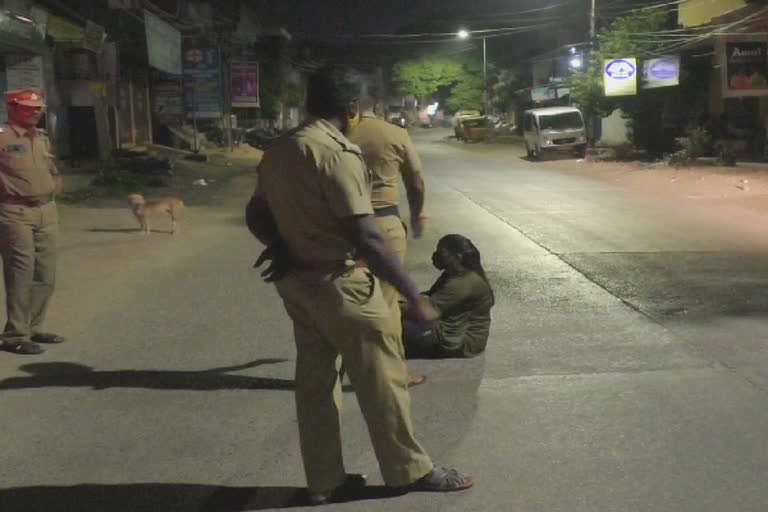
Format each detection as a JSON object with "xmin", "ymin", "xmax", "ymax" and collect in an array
[
  {"xmin": 0, "ymin": 201, "xmax": 58, "ymax": 338},
  {"xmin": 374, "ymin": 215, "xmax": 408, "ymax": 355},
  {"xmin": 276, "ymin": 266, "xmax": 432, "ymax": 493}
]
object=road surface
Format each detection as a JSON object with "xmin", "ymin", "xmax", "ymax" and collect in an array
[{"xmin": 1, "ymin": 129, "xmax": 767, "ymax": 511}]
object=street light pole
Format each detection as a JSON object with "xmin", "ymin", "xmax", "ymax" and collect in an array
[
  {"xmin": 458, "ymin": 29, "xmax": 488, "ymax": 113},
  {"xmin": 482, "ymin": 36, "xmax": 487, "ymax": 114}
]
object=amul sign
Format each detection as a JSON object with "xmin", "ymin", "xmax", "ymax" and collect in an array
[
  {"xmin": 719, "ymin": 38, "xmax": 768, "ymax": 98},
  {"xmin": 604, "ymin": 58, "xmax": 637, "ymax": 96}
]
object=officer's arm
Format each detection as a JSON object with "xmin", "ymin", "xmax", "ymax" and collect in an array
[
  {"xmin": 398, "ymin": 136, "xmax": 426, "ymax": 234},
  {"xmin": 341, "ymin": 215, "xmax": 420, "ymax": 305},
  {"xmin": 45, "ymin": 137, "xmax": 63, "ymax": 196},
  {"xmin": 245, "ymin": 195, "xmax": 281, "ymax": 247}
]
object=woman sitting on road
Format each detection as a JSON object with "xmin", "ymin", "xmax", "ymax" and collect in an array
[{"xmin": 402, "ymin": 234, "xmax": 494, "ymax": 358}]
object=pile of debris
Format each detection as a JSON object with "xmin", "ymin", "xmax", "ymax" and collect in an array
[{"xmin": 112, "ymin": 147, "xmax": 174, "ymax": 176}]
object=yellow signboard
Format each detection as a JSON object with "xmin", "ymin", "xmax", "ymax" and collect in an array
[
  {"xmin": 47, "ymin": 13, "xmax": 84, "ymax": 41},
  {"xmin": 603, "ymin": 58, "xmax": 638, "ymax": 97}
]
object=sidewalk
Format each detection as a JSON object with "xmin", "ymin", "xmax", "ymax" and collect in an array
[{"xmin": 57, "ymin": 145, "xmax": 263, "ymax": 208}]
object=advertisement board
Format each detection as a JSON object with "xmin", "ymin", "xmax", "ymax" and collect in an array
[
  {"xmin": 642, "ymin": 55, "xmax": 680, "ymax": 89},
  {"xmin": 719, "ymin": 38, "xmax": 768, "ymax": 98},
  {"xmin": 144, "ymin": 10, "xmax": 181, "ymax": 75},
  {"xmin": 231, "ymin": 59, "xmax": 260, "ymax": 108},
  {"xmin": 183, "ymin": 46, "xmax": 222, "ymax": 118},
  {"xmin": 604, "ymin": 58, "xmax": 637, "ymax": 96}
]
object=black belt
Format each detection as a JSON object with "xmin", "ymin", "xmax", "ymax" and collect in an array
[
  {"xmin": 374, "ymin": 205, "xmax": 400, "ymax": 218},
  {"xmin": 0, "ymin": 194, "xmax": 54, "ymax": 207}
]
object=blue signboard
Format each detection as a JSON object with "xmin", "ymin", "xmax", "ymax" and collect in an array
[
  {"xmin": 642, "ymin": 56, "xmax": 680, "ymax": 89},
  {"xmin": 183, "ymin": 46, "xmax": 222, "ymax": 119}
]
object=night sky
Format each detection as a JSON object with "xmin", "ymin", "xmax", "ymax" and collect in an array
[
  {"xmin": 248, "ymin": 0, "xmax": 664, "ymax": 65},
  {"xmin": 250, "ymin": 0, "xmax": 559, "ymax": 38}
]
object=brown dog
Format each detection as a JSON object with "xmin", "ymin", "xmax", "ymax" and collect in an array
[{"xmin": 127, "ymin": 193, "xmax": 185, "ymax": 234}]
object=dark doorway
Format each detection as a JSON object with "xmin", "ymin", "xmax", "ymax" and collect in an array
[{"xmin": 68, "ymin": 106, "xmax": 98, "ymax": 159}]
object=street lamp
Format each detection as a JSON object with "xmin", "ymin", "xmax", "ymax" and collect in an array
[{"xmin": 457, "ymin": 29, "xmax": 487, "ymax": 113}]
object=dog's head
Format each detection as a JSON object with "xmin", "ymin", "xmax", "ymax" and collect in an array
[{"xmin": 127, "ymin": 193, "xmax": 145, "ymax": 207}]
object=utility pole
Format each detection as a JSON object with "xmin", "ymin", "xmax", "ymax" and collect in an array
[
  {"xmin": 589, "ymin": 0, "xmax": 597, "ymax": 144},
  {"xmin": 482, "ymin": 36, "xmax": 487, "ymax": 114}
]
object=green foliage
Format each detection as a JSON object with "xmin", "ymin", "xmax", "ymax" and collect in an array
[
  {"xmin": 668, "ymin": 126, "xmax": 712, "ymax": 164},
  {"xmin": 490, "ymin": 68, "xmax": 528, "ymax": 114},
  {"xmin": 392, "ymin": 57, "xmax": 465, "ymax": 98},
  {"xmin": 446, "ymin": 59, "xmax": 484, "ymax": 111},
  {"xmin": 279, "ymin": 82, "xmax": 304, "ymax": 108}
]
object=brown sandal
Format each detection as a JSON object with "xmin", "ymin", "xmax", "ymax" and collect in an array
[
  {"xmin": 1, "ymin": 340, "xmax": 45, "ymax": 355},
  {"xmin": 31, "ymin": 332, "xmax": 66, "ymax": 344},
  {"xmin": 407, "ymin": 466, "xmax": 474, "ymax": 492}
]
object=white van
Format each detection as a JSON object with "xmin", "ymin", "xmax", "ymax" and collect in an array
[{"xmin": 523, "ymin": 106, "xmax": 587, "ymax": 159}]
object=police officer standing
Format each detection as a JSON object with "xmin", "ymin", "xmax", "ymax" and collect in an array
[
  {"xmin": 247, "ymin": 67, "xmax": 472, "ymax": 505},
  {"xmin": 0, "ymin": 89, "xmax": 65, "ymax": 355},
  {"xmin": 348, "ymin": 96, "xmax": 427, "ymax": 385}
]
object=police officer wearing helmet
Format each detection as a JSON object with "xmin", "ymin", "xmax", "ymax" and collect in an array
[
  {"xmin": 0, "ymin": 88, "xmax": 65, "ymax": 355},
  {"xmin": 246, "ymin": 66, "xmax": 472, "ymax": 505}
]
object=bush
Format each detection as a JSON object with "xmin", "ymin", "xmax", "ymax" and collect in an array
[{"xmin": 667, "ymin": 126, "xmax": 712, "ymax": 165}]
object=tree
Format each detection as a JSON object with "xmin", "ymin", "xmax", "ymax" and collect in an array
[
  {"xmin": 392, "ymin": 56, "xmax": 464, "ymax": 99},
  {"xmin": 490, "ymin": 68, "xmax": 529, "ymax": 115},
  {"xmin": 445, "ymin": 59, "xmax": 483, "ymax": 111}
]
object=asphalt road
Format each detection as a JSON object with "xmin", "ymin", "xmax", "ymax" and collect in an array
[{"xmin": 1, "ymin": 129, "xmax": 767, "ymax": 511}]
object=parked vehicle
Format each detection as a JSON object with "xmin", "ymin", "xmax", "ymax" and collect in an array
[
  {"xmin": 453, "ymin": 110, "xmax": 482, "ymax": 140},
  {"xmin": 523, "ymin": 106, "xmax": 587, "ymax": 159},
  {"xmin": 387, "ymin": 106, "xmax": 408, "ymax": 128}
]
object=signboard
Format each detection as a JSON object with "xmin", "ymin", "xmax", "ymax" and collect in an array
[
  {"xmin": 6, "ymin": 54, "xmax": 45, "ymax": 91},
  {"xmin": 231, "ymin": 59, "xmax": 260, "ymax": 108},
  {"xmin": 603, "ymin": 58, "xmax": 637, "ymax": 96},
  {"xmin": 183, "ymin": 46, "xmax": 222, "ymax": 118},
  {"xmin": 152, "ymin": 81, "xmax": 184, "ymax": 123},
  {"xmin": 642, "ymin": 55, "xmax": 680, "ymax": 89},
  {"xmin": 144, "ymin": 10, "xmax": 181, "ymax": 75},
  {"xmin": 47, "ymin": 13, "xmax": 84, "ymax": 42},
  {"xmin": 719, "ymin": 39, "xmax": 768, "ymax": 98}
]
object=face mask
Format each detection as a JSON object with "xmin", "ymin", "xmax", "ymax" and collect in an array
[{"xmin": 432, "ymin": 251, "xmax": 446, "ymax": 270}]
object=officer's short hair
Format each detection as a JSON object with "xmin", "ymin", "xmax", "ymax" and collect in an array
[{"xmin": 306, "ymin": 65, "xmax": 360, "ymax": 119}]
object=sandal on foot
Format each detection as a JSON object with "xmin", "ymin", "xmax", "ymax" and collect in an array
[
  {"xmin": 31, "ymin": 332, "xmax": 66, "ymax": 344},
  {"xmin": 407, "ymin": 373, "xmax": 427, "ymax": 388},
  {"xmin": 309, "ymin": 473, "xmax": 367, "ymax": 506},
  {"xmin": 1, "ymin": 340, "xmax": 45, "ymax": 355},
  {"xmin": 407, "ymin": 466, "xmax": 473, "ymax": 492}
]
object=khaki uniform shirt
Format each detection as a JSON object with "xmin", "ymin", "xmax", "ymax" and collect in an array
[
  {"xmin": 0, "ymin": 123, "xmax": 58, "ymax": 197},
  {"xmin": 255, "ymin": 119, "xmax": 373, "ymax": 262},
  {"xmin": 424, "ymin": 271, "xmax": 494, "ymax": 357},
  {"xmin": 348, "ymin": 116, "xmax": 422, "ymax": 210}
]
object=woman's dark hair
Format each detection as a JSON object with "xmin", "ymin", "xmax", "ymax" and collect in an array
[
  {"xmin": 306, "ymin": 65, "xmax": 360, "ymax": 119},
  {"xmin": 438, "ymin": 234, "xmax": 493, "ymax": 297}
]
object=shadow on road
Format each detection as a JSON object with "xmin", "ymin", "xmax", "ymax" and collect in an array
[
  {"xmin": 0, "ymin": 483, "xmax": 404, "ymax": 511},
  {"xmin": 0, "ymin": 359, "xmax": 300, "ymax": 391}
]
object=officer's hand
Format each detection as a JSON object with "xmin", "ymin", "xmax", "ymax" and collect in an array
[
  {"xmin": 253, "ymin": 244, "xmax": 293, "ymax": 282},
  {"xmin": 410, "ymin": 213, "xmax": 427, "ymax": 239},
  {"xmin": 406, "ymin": 301, "xmax": 438, "ymax": 329}
]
